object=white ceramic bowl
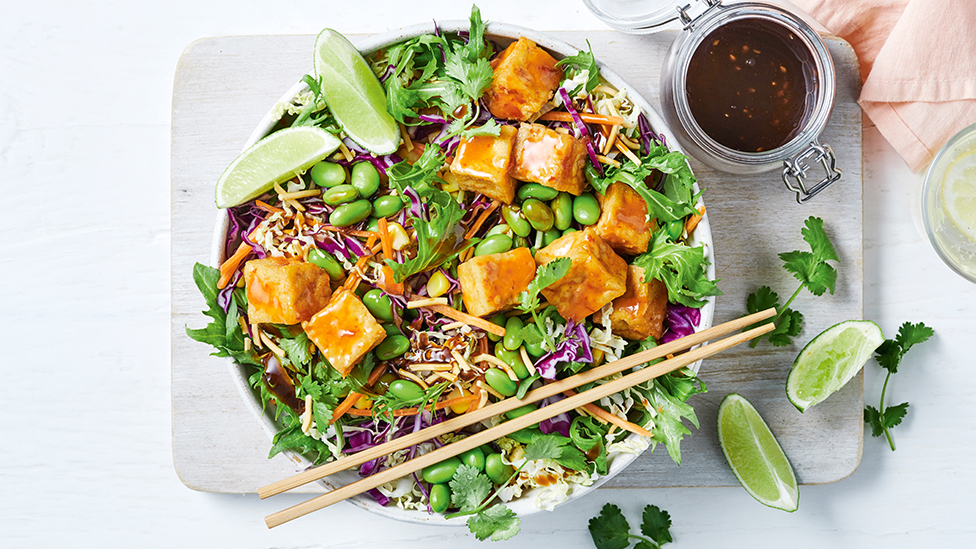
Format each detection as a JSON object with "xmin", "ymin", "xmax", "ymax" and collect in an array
[{"xmin": 211, "ymin": 20, "xmax": 715, "ymax": 525}]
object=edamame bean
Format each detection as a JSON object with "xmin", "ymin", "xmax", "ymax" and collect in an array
[
  {"xmin": 485, "ymin": 453, "xmax": 513, "ymax": 485},
  {"xmin": 666, "ymin": 219, "xmax": 683, "ymax": 241},
  {"xmin": 376, "ymin": 334, "xmax": 410, "ymax": 360},
  {"xmin": 323, "ymin": 184, "xmax": 360, "ymax": 206},
  {"xmin": 429, "ymin": 483, "xmax": 451, "ymax": 513},
  {"xmin": 487, "ymin": 313, "xmax": 506, "ymax": 342},
  {"xmin": 485, "ymin": 224, "xmax": 511, "ymax": 238},
  {"xmin": 501, "ymin": 205, "xmax": 532, "ymax": 237},
  {"xmin": 475, "ymin": 234, "xmax": 513, "ymax": 256},
  {"xmin": 503, "ymin": 317, "xmax": 524, "ymax": 351},
  {"xmin": 362, "ymin": 289, "xmax": 394, "ymax": 322},
  {"xmin": 388, "ymin": 379, "xmax": 424, "ymax": 401},
  {"xmin": 573, "ymin": 193, "xmax": 601, "ymax": 225},
  {"xmin": 517, "ymin": 183, "xmax": 559, "ymax": 202},
  {"xmin": 381, "ymin": 323, "xmax": 401, "ymax": 337},
  {"xmin": 513, "ymin": 235, "xmax": 529, "ymax": 249},
  {"xmin": 521, "ymin": 199, "xmax": 554, "ymax": 232},
  {"xmin": 460, "ymin": 447, "xmax": 485, "ymax": 472},
  {"xmin": 350, "ymin": 162, "xmax": 380, "ymax": 198},
  {"xmin": 310, "ymin": 161, "xmax": 347, "ymax": 188},
  {"xmin": 422, "ymin": 456, "xmax": 462, "ymax": 484},
  {"xmin": 308, "ymin": 248, "xmax": 344, "ymax": 280},
  {"xmin": 371, "ymin": 194, "xmax": 403, "ymax": 218},
  {"xmin": 542, "ymin": 229, "xmax": 561, "ymax": 247},
  {"xmin": 484, "ymin": 367, "xmax": 517, "ymax": 397},
  {"xmin": 330, "ymin": 199, "xmax": 373, "ymax": 227},
  {"xmin": 374, "ymin": 371, "xmax": 399, "ymax": 395},
  {"xmin": 562, "ymin": 227, "xmax": 577, "ymax": 237},
  {"xmin": 505, "ymin": 403, "xmax": 536, "ymax": 420},
  {"xmin": 365, "ymin": 217, "xmax": 380, "ymax": 232},
  {"xmin": 551, "ymin": 192, "xmax": 573, "ymax": 231},
  {"xmin": 495, "ymin": 346, "xmax": 529, "ymax": 379},
  {"xmin": 520, "ymin": 324, "xmax": 546, "ymax": 358},
  {"xmin": 584, "ymin": 163, "xmax": 601, "ymax": 188}
]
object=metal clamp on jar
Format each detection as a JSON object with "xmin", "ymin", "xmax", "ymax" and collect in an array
[{"xmin": 584, "ymin": 0, "xmax": 842, "ymax": 203}]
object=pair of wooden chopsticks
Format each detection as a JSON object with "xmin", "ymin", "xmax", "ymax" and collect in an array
[{"xmin": 261, "ymin": 308, "xmax": 776, "ymax": 528}]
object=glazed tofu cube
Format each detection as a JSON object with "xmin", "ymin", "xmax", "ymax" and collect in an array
[
  {"xmin": 449, "ymin": 124, "xmax": 518, "ymax": 204},
  {"xmin": 534, "ymin": 229, "xmax": 627, "ymax": 322},
  {"xmin": 485, "ymin": 37, "xmax": 563, "ymax": 121},
  {"xmin": 594, "ymin": 182, "xmax": 652, "ymax": 255},
  {"xmin": 458, "ymin": 247, "xmax": 536, "ymax": 317},
  {"xmin": 593, "ymin": 266, "xmax": 668, "ymax": 341},
  {"xmin": 303, "ymin": 288, "xmax": 386, "ymax": 377},
  {"xmin": 510, "ymin": 123, "xmax": 587, "ymax": 196},
  {"xmin": 243, "ymin": 256, "xmax": 332, "ymax": 325}
]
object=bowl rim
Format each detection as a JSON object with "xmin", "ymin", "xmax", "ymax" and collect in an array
[{"xmin": 209, "ymin": 19, "xmax": 716, "ymax": 525}]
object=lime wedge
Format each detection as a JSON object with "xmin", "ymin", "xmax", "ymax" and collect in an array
[
  {"xmin": 786, "ymin": 320, "xmax": 884, "ymax": 412},
  {"xmin": 942, "ymin": 152, "xmax": 976, "ymax": 242},
  {"xmin": 718, "ymin": 394, "xmax": 799, "ymax": 512},
  {"xmin": 214, "ymin": 126, "xmax": 340, "ymax": 208},
  {"xmin": 313, "ymin": 29, "xmax": 400, "ymax": 155}
]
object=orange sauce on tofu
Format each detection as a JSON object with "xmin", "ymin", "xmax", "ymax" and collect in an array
[
  {"xmin": 456, "ymin": 134, "xmax": 510, "ymax": 178},
  {"xmin": 247, "ymin": 275, "xmax": 281, "ymax": 318},
  {"xmin": 518, "ymin": 131, "xmax": 565, "ymax": 179}
]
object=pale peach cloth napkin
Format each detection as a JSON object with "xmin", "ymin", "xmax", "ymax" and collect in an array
[{"xmin": 792, "ymin": 0, "xmax": 976, "ymax": 172}]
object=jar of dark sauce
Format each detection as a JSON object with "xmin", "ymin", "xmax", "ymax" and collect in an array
[{"xmin": 584, "ymin": 0, "xmax": 842, "ymax": 202}]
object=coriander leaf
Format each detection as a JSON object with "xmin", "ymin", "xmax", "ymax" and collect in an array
[
  {"xmin": 633, "ymin": 229, "xmax": 721, "ymax": 308},
  {"xmin": 467, "ymin": 505, "xmax": 521, "ymax": 542},
  {"xmin": 444, "ymin": 53, "xmax": 493, "ymax": 101},
  {"xmin": 801, "ymin": 215, "xmax": 839, "ymax": 264},
  {"xmin": 459, "ymin": 118, "xmax": 501, "ymax": 139},
  {"xmin": 766, "ymin": 307, "xmax": 803, "ymax": 347},
  {"xmin": 450, "ymin": 464, "xmax": 493, "ymax": 512},
  {"xmin": 866, "ymin": 321, "xmax": 932, "ymax": 451},
  {"xmin": 588, "ymin": 503, "xmax": 631, "ymax": 549},
  {"xmin": 278, "ymin": 332, "xmax": 312, "ymax": 368},
  {"xmin": 268, "ymin": 408, "xmax": 330, "ymax": 465},
  {"xmin": 523, "ymin": 433, "xmax": 567, "ymax": 462},
  {"xmin": 779, "ymin": 250, "xmax": 837, "ymax": 297},
  {"xmin": 882, "ymin": 402, "xmax": 910, "ymax": 428},
  {"xmin": 896, "ymin": 321, "xmax": 935, "ymax": 351},
  {"xmin": 634, "ymin": 542, "xmax": 658, "ymax": 549},
  {"xmin": 311, "ymin": 401, "xmax": 333, "ymax": 431},
  {"xmin": 640, "ymin": 505, "xmax": 673, "ymax": 546},
  {"xmin": 746, "ymin": 285, "xmax": 779, "ymax": 314},
  {"xmin": 463, "ymin": 4, "xmax": 487, "ymax": 61},
  {"xmin": 519, "ymin": 258, "xmax": 572, "ymax": 311},
  {"xmin": 864, "ymin": 405, "xmax": 884, "ymax": 438}
]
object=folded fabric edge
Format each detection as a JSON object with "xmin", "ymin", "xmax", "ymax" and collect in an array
[{"xmin": 858, "ymin": 100, "xmax": 933, "ymax": 172}]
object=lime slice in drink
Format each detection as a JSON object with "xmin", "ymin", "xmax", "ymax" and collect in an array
[
  {"xmin": 214, "ymin": 126, "xmax": 340, "ymax": 208},
  {"xmin": 786, "ymin": 320, "xmax": 884, "ymax": 412},
  {"xmin": 718, "ymin": 393, "xmax": 799, "ymax": 512},
  {"xmin": 942, "ymin": 152, "xmax": 976, "ymax": 242},
  {"xmin": 313, "ymin": 29, "xmax": 400, "ymax": 155}
]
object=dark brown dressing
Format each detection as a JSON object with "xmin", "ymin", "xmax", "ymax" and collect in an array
[{"xmin": 686, "ymin": 18, "xmax": 816, "ymax": 152}]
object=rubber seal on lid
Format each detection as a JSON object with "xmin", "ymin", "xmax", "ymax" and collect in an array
[{"xmin": 583, "ymin": 0, "xmax": 713, "ymax": 33}]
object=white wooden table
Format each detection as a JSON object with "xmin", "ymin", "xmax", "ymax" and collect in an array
[{"xmin": 3, "ymin": 1, "xmax": 975, "ymax": 547}]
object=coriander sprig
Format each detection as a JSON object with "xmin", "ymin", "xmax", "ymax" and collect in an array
[
  {"xmin": 588, "ymin": 503, "xmax": 673, "ymax": 549},
  {"xmin": 744, "ymin": 216, "xmax": 838, "ymax": 347},
  {"xmin": 865, "ymin": 321, "xmax": 933, "ymax": 451},
  {"xmin": 517, "ymin": 258, "xmax": 571, "ymax": 352}
]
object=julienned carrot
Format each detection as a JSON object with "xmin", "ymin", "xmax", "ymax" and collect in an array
[
  {"xmin": 464, "ymin": 199, "xmax": 501, "ymax": 239},
  {"xmin": 320, "ymin": 226, "xmax": 378, "ymax": 239},
  {"xmin": 538, "ymin": 111, "xmax": 629, "ymax": 127},
  {"xmin": 367, "ymin": 363, "xmax": 387, "ymax": 387},
  {"xmin": 563, "ymin": 389, "xmax": 653, "ymax": 438},
  {"xmin": 329, "ymin": 392, "xmax": 364, "ymax": 425},
  {"xmin": 255, "ymin": 200, "xmax": 284, "ymax": 214},
  {"xmin": 218, "ymin": 242, "xmax": 252, "ymax": 289},
  {"xmin": 685, "ymin": 205, "xmax": 706, "ymax": 234},
  {"xmin": 342, "ymin": 394, "xmax": 480, "ymax": 417},
  {"xmin": 429, "ymin": 304, "xmax": 506, "ymax": 337},
  {"xmin": 343, "ymin": 234, "xmax": 378, "ymax": 291},
  {"xmin": 377, "ymin": 217, "xmax": 394, "ymax": 260}
]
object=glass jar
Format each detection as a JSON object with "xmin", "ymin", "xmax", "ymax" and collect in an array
[{"xmin": 584, "ymin": 0, "xmax": 842, "ymax": 203}]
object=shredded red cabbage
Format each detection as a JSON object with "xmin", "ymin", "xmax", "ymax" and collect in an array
[
  {"xmin": 637, "ymin": 113, "xmax": 666, "ymax": 154},
  {"xmin": 534, "ymin": 320, "xmax": 594, "ymax": 380},
  {"xmin": 558, "ymin": 87, "xmax": 603, "ymax": 177},
  {"xmin": 537, "ymin": 395, "xmax": 572, "ymax": 437},
  {"xmin": 660, "ymin": 304, "xmax": 702, "ymax": 343}
]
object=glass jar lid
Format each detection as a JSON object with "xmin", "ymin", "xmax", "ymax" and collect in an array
[{"xmin": 583, "ymin": 0, "xmax": 720, "ymax": 33}]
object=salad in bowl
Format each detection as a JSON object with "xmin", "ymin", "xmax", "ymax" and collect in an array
[{"xmin": 187, "ymin": 5, "xmax": 719, "ymax": 540}]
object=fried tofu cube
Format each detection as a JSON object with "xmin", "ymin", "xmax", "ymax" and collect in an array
[
  {"xmin": 303, "ymin": 288, "xmax": 386, "ymax": 377},
  {"xmin": 485, "ymin": 37, "xmax": 563, "ymax": 121},
  {"xmin": 243, "ymin": 257, "xmax": 332, "ymax": 325},
  {"xmin": 593, "ymin": 266, "xmax": 668, "ymax": 341},
  {"xmin": 534, "ymin": 229, "xmax": 628, "ymax": 322},
  {"xmin": 594, "ymin": 182, "xmax": 652, "ymax": 255},
  {"xmin": 449, "ymin": 124, "xmax": 518, "ymax": 204},
  {"xmin": 510, "ymin": 123, "xmax": 587, "ymax": 195},
  {"xmin": 458, "ymin": 247, "xmax": 536, "ymax": 317}
]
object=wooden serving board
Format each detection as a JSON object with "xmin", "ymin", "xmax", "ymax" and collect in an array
[{"xmin": 171, "ymin": 31, "xmax": 862, "ymax": 493}]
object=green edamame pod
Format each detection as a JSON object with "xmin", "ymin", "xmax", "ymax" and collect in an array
[
  {"xmin": 422, "ymin": 456, "xmax": 462, "ymax": 484},
  {"xmin": 513, "ymin": 235, "xmax": 529, "ymax": 249},
  {"xmin": 495, "ymin": 347, "xmax": 529, "ymax": 379},
  {"xmin": 484, "ymin": 367, "xmax": 517, "ymax": 397},
  {"xmin": 517, "ymin": 183, "xmax": 559, "ymax": 202},
  {"xmin": 502, "ymin": 205, "xmax": 532, "ymax": 237},
  {"xmin": 666, "ymin": 219, "xmax": 683, "ymax": 241},
  {"xmin": 310, "ymin": 161, "xmax": 347, "ymax": 188},
  {"xmin": 485, "ymin": 453, "xmax": 514, "ymax": 485},
  {"xmin": 365, "ymin": 217, "xmax": 380, "ymax": 232},
  {"xmin": 487, "ymin": 313, "xmax": 506, "ymax": 342},
  {"xmin": 330, "ymin": 199, "xmax": 373, "ymax": 227},
  {"xmin": 562, "ymin": 227, "xmax": 577, "ymax": 237},
  {"xmin": 460, "ymin": 447, "xmax": 485, "ymax": 472},
  {"xmin": 388, "ymin": 379, "xmax": 424, "ymax": 401},
  {"xmin": 350, "ymin": 162, "xmax": 380, "ymax": 198},
  {"xmin": 362, "ymin": 289, "xmax": 394, "ymax": 322},
  {"xmin": 573, "ymin": 193, "xmax": 601, "ymax": 226},
  {"xmin": 375, "ymin": 335, "xmax": 410, "ymax": 360},
  {"xmin": 323, "ymin": 184, "xmax": 360, "ymax": 206},
  {"xmin": 521, "ymin": 324, "xmax": 546, "ymax": 358},
  {"xmin": 307, "ymin": 248, "xmax": 344, "ymax": 281},
  {"xmin": 475, "ymin": 234, "xmax": 514, "ymax": 256},
  {"xmin": 429, "ymin": 483, "xmax": 451, "ymax": 513},
  {"xmin": 371, "ymin": 194, "xmax": 404, "ymax": 218},
  {"xmin": 505, "ymin": 403, "xmax": 537, "ymax": 420},
  {"xmin": 485, "ymin": 224, "xmax": 511, "ymax": 237},
  {"xmin": 381, "ymin": 323, "xmax": 401, "ymax": 337},
  {"xmin": 521, "ymin": 198, "xmax": 554, "ymax": 231},
  {"xmin": 503, "ymin": 317, "xmax": 524, "ymax": 351},
  {"xmin": 542, "ymin": 229, "xmax": 561, "ymax": 247},
  {"xmin": 551, "ymin": 192, "xmax": 573, "ymax": 231}
]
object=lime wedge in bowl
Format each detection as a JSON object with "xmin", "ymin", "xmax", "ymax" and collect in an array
[
  {"xmin": 786, "ymin": 320, "xmax": 884, "ymax": 412},
  {"xmin": 214, "ymin": 126, "xmax": 340, "ymax": 208},
  {"xmin": 313, "ymin": 29, "xmax": 401, "ymax": 155},
  {"xmin": 718, "ymin": 394, "xmax": 799, "ymax": 512}
]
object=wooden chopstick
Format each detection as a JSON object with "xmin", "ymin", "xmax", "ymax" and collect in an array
[
  {"xmin": 258, "ymin": 309, "xmax": 776, "ymax": 499},
  {"xmin": 264, "ymin": 316, "xmax": 776, "ymax": 528},
  {"xmin": 258, "ymin": 308, "xmax": 775, "ymax": 500}
]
